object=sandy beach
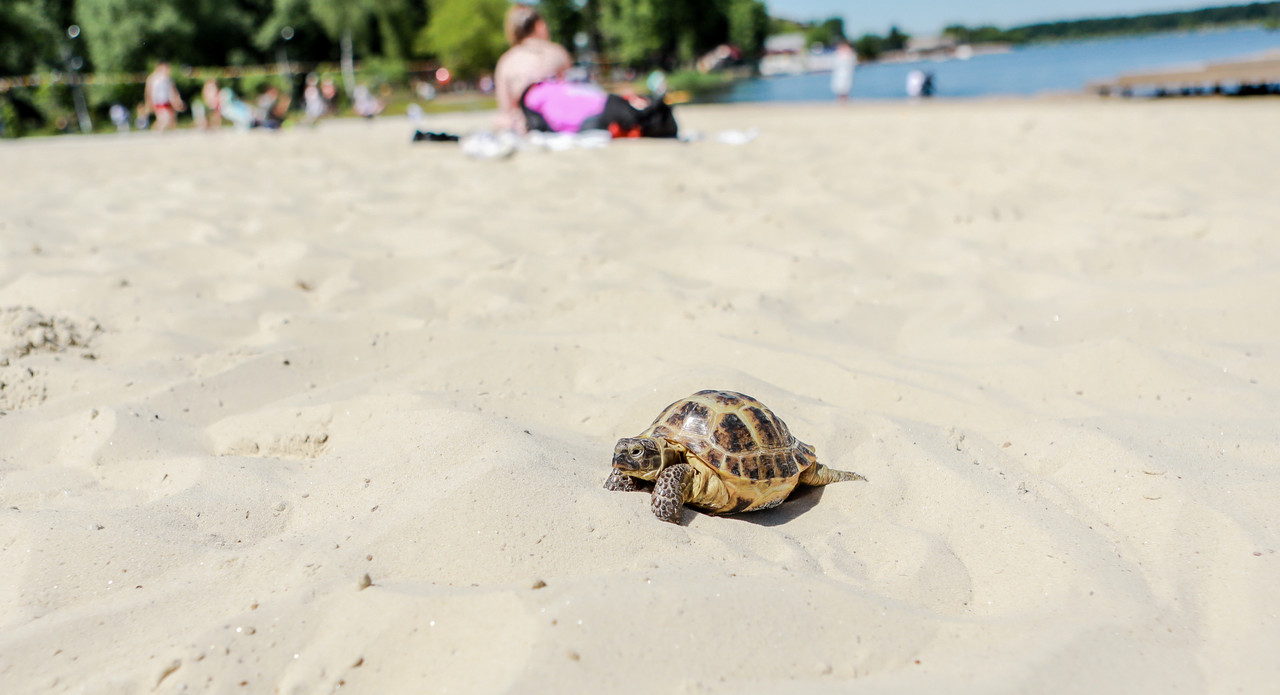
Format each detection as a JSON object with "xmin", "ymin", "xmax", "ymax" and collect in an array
[{"xmin": 1, "ymin": 98, "xmax": 1278, "ymax": 693}]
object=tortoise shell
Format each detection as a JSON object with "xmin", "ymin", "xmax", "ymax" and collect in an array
[{"xmin": 639, "ymin": 389, "xmax": 815, "ymax": 483}]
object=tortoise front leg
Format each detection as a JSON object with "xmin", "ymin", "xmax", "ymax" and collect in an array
[
  {"xmin": 604, "ymin": 469, "xmax": 638, "ymax": 491},
  {"xmin": 651, "ymin": 463, "xmax": 694, "ymax": 524}
]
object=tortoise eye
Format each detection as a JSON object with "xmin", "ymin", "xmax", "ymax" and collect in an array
[{"xmin": 629, "ymin": 446, "xmax": 643, "ymax": 459}]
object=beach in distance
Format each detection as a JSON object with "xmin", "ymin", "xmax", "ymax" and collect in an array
[{"xmin": 1, "ymin": 98, "xmax": 1278, "ymax": 693}]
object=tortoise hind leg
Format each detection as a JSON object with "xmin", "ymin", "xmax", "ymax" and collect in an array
[
  {"xmin": 651, "ymin": 463, "xmax": 695, "ymax": 524},
  {"xmin": 799, "ymin": 463, "xmax": 866, "ymax": 486}
]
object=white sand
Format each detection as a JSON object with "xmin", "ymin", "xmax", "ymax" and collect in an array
[{"xmin": 1, "ymin": 99, "xmax": 1278, "ymax": 693}]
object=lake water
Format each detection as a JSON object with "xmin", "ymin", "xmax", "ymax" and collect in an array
[{"xmin": 703, "ymin": 26, "xmax": 1280, "ymax": 102}]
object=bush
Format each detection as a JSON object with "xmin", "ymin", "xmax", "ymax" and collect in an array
[
  {"xmin": 666, "ymin": 69, "xmax": 735, "ymax": 94},
  {"xmin": 358, "ymin": 57, "xmax": 409, "ymax": 90}
]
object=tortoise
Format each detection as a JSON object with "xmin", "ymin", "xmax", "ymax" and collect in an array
[{"xmin": 605, "ymin": 389, "xmax": 865, "ymax": 523}]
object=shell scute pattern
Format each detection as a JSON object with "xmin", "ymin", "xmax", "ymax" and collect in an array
[
  {"xmin": 744, "ymin": 406, "xmax": 789, "ymax": 448},
  {"xmin": 642, "ymin": 389, "xmax": 804, "ymax": 481},
  {"xmin": 712, "ymin": 412, "xmax": 755, "ymax": 453}
]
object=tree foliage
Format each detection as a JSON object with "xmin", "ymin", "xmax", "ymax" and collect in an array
[
  {"xmin": 415, "ymin": 0, "xmax": 507, "ymax": 80},
  {"xmin": 846, "ymin": 24, "xmax": 907, "ymax": 59},
  {"xmin": 599, "ymin": 0, "xmax": 750, "ymax": 68},
  {"xmin": 540, "ymin": 0, "xmax": 583, "ymax": 53},
  {"xmin": 804, "ymin": 17, "xmax": 844, "ymax": 47},
  {"xmin": 0, "ymin": 0, "xmax": 75, "ymax": 76},
  {"xmin": 304, "ymin": 0, "xmax": 415, "ymax": 59},
  {"xmin": 852, "ymin": 34, "xmax": 884, "ymax": 61},
  {"xmin": 76, "ymin": 0, "xmax": 267, "ymax": 73},
  {"xmin": 884, "ymin": 25, "xmax": 909, "ymax": 51},
  {"xmin": 727, "ymin": 0, "xmax": 769, "ymax": 59}
]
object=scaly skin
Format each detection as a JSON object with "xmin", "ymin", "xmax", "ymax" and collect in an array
[
  {"xmin": 798, "ymin": 463, "xmax": 866, "ymax": 486},
  {"xmin": 603, "ymin": 468, "xmax": 638, "ymax": 492},
  {"xmin": 651, "ymin": 463, "xmax": 695, "ymax": 524}
]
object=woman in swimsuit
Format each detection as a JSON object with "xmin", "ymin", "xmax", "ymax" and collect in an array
[{"xmin": 493, "ymin": 5, "xmax": 572, "ymax": 132}]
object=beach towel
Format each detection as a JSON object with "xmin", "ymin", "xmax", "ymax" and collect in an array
[{"xmin": 521, "ymin": 81, "xmax": 678, "ymax": 138}]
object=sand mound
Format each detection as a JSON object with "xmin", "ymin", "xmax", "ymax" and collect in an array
[
  {"xmin": 0, "ymin": 306, "xmax": 98, "ymax": 363},
  {"xmin": 0, "ymin": 307, "xmax": 100, "ymax": 410}
]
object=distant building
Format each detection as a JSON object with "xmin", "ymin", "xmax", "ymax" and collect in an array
[
  {"xmin": 761, "ymin": 34, "xmax": 810, "ymax": 76},
  {"xmin": 763, "ymin": 33, "xmax": 807, "ymax": 55}
]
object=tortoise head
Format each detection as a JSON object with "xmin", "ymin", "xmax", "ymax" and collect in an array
[{"xmin": 612, "ymin": 437, "xmax": 664, "ymax": 479}]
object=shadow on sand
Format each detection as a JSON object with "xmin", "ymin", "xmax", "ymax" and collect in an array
[{"xmin": 674, "ymin": 485, "xmax": 828, "ymax": 527}]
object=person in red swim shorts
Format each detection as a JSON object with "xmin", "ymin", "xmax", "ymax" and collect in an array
[{"xmin": 145, "ymin": 62, "xmax": 186, "ymax": 133}]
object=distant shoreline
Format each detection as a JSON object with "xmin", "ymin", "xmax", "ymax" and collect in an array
[{"xmin": 941, "ymin": 2, "xmax": 1280, "ymax": 47}]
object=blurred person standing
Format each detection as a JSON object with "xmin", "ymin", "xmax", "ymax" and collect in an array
[
  {"xmin": 831, "ymin": 39, "xmax": 857, "ymax": 102},
  {"xmin": 494, "ymin": 4, "xmax": 571, "ymax": 132},
  {"xmin": 109, "ymin": 103, "xmax": 130, "ymax": 132},
  {"xmin": 201, "ymin": 79, "xmax": 222, "ymax": 130},
  {"xmin": 303, "ymin": 74, "xmax": 327, "ymax": 125},
  {"xmin": 906, "ymin": 69, "xmax": 925, "ymax": 99},
  {"xmin": 144, "ymin": 62, "xmax": 185, "ymax": 132}
]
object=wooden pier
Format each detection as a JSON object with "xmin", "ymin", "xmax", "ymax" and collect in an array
[{"xmin": 1089, "ymin": 50, "xmax": 1280, "ymax": 96}]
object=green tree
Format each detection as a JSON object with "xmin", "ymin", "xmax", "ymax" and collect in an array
[
  {"xmin": 268, "ymin": 0, "xmax": 417, "ymax": 93},
  {"xmin": 540, "ymin": 0, "xmax": 582, "ymax": 54},
  {"xmin": 76, "ymin": 0, "xmax": 266, "ymax": 73},
  {"xmin": 804, "ymin": 16, "xmax": 844, "ymax": 47},
  {"xmin": 852, "ymin": 33, "xmax": 883, "ymax": 61},
  {"xmin": 255, "ymin": 0, "xmax": 337, "ymax": 62},
  {"xmin": 415, "ymin": 0, "xmax": 507, "ymax": 80},
  {"xmin": 0, "ymin": 1, "xmax": 68, "ymax": 136},
  {"xmin": 676, "ymin": 0, "xmax": 729, "ymax": 62},
  {"xmin": 599, "ymin": 0, "xmax": 731, "ymax": 68},
  {"xmin": 726, "ymin": 0, "xmax": 768, "ymax": 59},
  {"xmin": 884, "ymin": 25, "xmax": 909, "ymax": 51},
  {"xmin": 767, "ymin": 17, "xmax": 806, "ymax": 36},
  {"xmin": 600, "ymin": 0, "xmax": 664, "ymax": 66},
  {"xmin": 0, "ymin": 0, "xmax": 75, "ymax": 76}
]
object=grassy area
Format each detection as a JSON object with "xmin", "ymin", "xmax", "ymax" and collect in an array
[
  {"xmin": 611, "ymin": 67, "xmax": 748, "ymax": 102},
  {"xmin": 378, "ymin": 90, "xmax": 495, "ymax": 117},
  {"xmin": 666, "ymin": 69, "xmax": 741, "ymax": 93}
]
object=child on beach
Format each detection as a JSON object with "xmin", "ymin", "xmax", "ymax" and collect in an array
[
  {"xmin": 144, "ymin": 62, "xmax": 185, "ymax": 132},
  {"xmin": 201, "ymin": 79, "xmax": 222, "ymax": 130},
  {"xmin": 303, "ymin": 74, "xmax": 327, "ymax": 125}
]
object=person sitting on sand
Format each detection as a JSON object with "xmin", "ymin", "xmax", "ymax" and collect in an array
[
  {"xmin": 254, "ymin": 86, "xmax": 291, "ymax": 129},
  {"xmin": 520, "ymin": 80, "xmax": 678, "ymax": 138},
  {"xmin": 353, "ymin": 84, "xmax": 384, "ymax": 119},
  {"xmin": 494, "ymin": 4, "xmax": 572, "ymax": 132},
  {"xmin": 218, "ymin": 87, "xmax": 254, "ymax": 131},
  {"xmin": 492, "ymin": 4, "xmax": 677, "ymax": 139},
  {"xmin": 144, "ymin": 62, "xmax": 185, "ymax": 132}
]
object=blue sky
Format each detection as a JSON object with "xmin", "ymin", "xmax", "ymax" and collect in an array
[{"xmin": 767, "ymin": 1, "xmax": 1222, "ymax": 36}]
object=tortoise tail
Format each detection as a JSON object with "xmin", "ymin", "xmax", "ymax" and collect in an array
[{"xmin": 799, "ymin": 463, "xmax": 866, "ymax": 486}]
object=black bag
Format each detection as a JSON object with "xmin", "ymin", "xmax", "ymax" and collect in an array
[{"xmin": 521, "ymin": 81, "xmax": 678, "ymax": 138}]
